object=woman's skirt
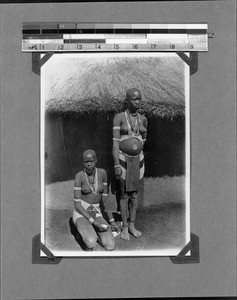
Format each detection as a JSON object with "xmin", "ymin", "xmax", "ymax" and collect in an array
[
  {"xmin": 73, "ymin": 200, "xmax": 102, "ymax": 225},
  {"xmin": 119, "ymin": 150, "xmax": 144, "ymax": 192}
]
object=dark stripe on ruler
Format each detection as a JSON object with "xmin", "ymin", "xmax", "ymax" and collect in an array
[
  {"xmin": 114, "ymin": 29, "xmax": 133, "ymax": 34},
  {"xmin": 150, "ymin": 29, "xmax": 169, "ymax": 33},
  {"xmin": 187, "ymin": 29, "xmax": 207, "ymax": 34},
  {"xmin": 95, "ymin": 29, "xmax": 114, "ymax": 34},
  {"xmin": 58, "ymin": 29, "xmax": 77, "ymax": 33},
  {"xmin": 76, "ymin": 29, "xmax": 96, "ymax": 34},
  {"xmin": 42, "ymin": 29, "xmax": 58, "ymax": 34},
  {"xmin": 132, "ymin": 29, "xmax": 151, "ymax": 34},
  {"xmin": 64, "ymin": 39, "xmax": 106, "ymax": 43},
  {"xmin": 150, "ymin": 28, "xmax": 206, "ymax": 34},
  {"xmin": 168, "ymin": 29, "xmax": 187, "ymax": 33},
  {"xmin": 23, "ymin": 29, "xmax": 41, "ymax": 34},
  {"xmin": 23, "ymin": 34, "xmax": 63, "ymax": 39}
]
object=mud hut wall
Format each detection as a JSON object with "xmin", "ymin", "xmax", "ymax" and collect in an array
[
  {"xmin": 45, "ymin": 112, "xmax": 70, "ymax": 184},
  {"xmin": 144, "ymin": 117, "xmax": 185, "ymax": 178},
  {"xmin": 45, "ymin": 112, "xmax": 115, "ymax": 184},
  {"xmin": 61, "ymin": 113, "xmax": 114, "ymax": 180},
  {"xmin": 45, "ymin": 112, "xmax": 185, "ymax": 207}
]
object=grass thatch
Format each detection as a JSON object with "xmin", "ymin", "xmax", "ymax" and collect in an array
[{"xmin": 45, "ymin": 56, "xmax": 185, "ymax": 118}]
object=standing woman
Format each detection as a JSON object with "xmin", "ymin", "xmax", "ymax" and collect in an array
[
  {"xmin": 113, "ymin": 88, "xmax": 148, "ymax": 240},
  {"xmin": 73, "ymin": 149, "xmax": 117, "ymax": 251}
]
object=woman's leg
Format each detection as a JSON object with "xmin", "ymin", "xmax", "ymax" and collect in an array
[
  {"xmin": 95, "ymin": 216, "xmax": 115, "ymax": 251},
  {"xmin": 128, "ymin": 192, "xmax": 142, "ymax": 237},
  {"xmin": 120, "ymin": 196, "xmax": 130, "ymax": 240},
  {"xmin": 119, "ymin": 179, "xmax": 130, "ymax": 240},
  {"xmin": 76, "ymin": 217, "xmax": 98, "ymax": 250}
]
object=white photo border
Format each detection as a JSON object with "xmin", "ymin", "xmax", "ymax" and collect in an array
[{"xmin": 40, "ymin": 52, "xmax": 190, "ymax": 257}]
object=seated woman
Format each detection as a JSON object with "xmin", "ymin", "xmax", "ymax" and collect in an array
[{"xmin": 73, "ymin": 149, "xmax": 119, "ymax": 251}]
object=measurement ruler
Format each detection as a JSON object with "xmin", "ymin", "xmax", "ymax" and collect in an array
[{"xmin": 22, "ymin": 23, "xmax": 208, "ymax": 52}]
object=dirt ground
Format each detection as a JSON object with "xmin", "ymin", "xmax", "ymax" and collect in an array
[{"xmin": 45, "ymin": 202, "xmax": 186, "ymax": 253}]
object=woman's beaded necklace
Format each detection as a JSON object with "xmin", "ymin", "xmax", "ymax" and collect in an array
[
  {"xmin": 125, "ymin": 110, "xmax": 140, "ymax": 137},
  {"xmin": 84, "ymin": 168, "xmax": 99, "ymax": 195}
]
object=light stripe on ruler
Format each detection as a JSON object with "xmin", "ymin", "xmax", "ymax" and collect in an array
[
  {"xmin": 95, "ymin": 23, "xmax": 113, "ymax": 29},
  {"xmin": 23, "ymin": 39, "xmax": 63, "ymax": 44},
  {"xmin": 63, "ymin": 34, "xmax": 105, "ymax": 39},
  {"xmin": 147, "ymin": 34, "xmax": 190, "ymax": 39},
  {"xmin": 63, "ymin": 34, "xmax": 147, "ymax": 39},
  {"xmin": 148, "ymin": 24, "xmax": 207, "ymax": 29},
  {"xmin": 131, "ymin": 24, "xmax": 150, "ymax": 29},
  {"xmin": 113, "ymin": 23, "xmax": 131, "ymax": 29},
  {"xmin": 76, "ymin": 23, "xmax": 95, "ymax": 29}
]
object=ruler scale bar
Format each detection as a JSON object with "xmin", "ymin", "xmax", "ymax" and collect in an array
[{"xmin": 22, "ymin": 23, "xmax": 208, "ymax": 52}]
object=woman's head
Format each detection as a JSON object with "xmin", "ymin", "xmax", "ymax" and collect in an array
[
  {"xmin": 83, "ymin": 149, "xmax": 97, "ymax": 173},
  {"xmin": 126, "ymin": 88, "xmax": 142, "ymax": 112}
]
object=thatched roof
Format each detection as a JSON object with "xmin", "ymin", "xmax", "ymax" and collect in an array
[{"xmin": 45, "ymin": 56, "xmax": 185, "ymax": 118}]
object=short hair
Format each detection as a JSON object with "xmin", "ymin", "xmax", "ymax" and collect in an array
[
  {"xmin": 83, "ymin": 149, "xmax": 96, "ymax": 160},
  {"xmin": 126, "ymin": 88, "xmax": 141, "ymax": 100}
]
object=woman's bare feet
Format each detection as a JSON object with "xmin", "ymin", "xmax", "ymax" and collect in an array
[
  {"xmin": 129, "ymin": 223, "xmax": 142, "ymax": 237},
  {"xmin": 120, "ymin": 226, "xmax": 130, "ymax": 240}
]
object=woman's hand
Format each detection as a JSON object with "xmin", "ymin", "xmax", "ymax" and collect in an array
[
  {"xmin": 92, "ymin": 221, "xmax": 109, "ymax": 232},
  {"xmin": 114, "ymin": 166, "xmax": 122, "ymax": 180},
  {"xmin": 110, "ymin": 222, "xmax": 120, "ymax": 232}
]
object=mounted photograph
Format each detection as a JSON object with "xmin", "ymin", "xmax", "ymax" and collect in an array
[{"xmin": 41, "ymin": 52, "xmax": 190, "ymax": 256}]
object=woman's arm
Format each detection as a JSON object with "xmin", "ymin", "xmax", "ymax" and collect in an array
[
  {"xmin": 106, "ymin": 211, "xmax": 120, "ymax": 232},
  {"xmin": 142, "ymin": 115, "xmax": 148, "ymax": 144},
  {"xmin": 101, "ymin": 169, "xmax": 120, "ymax": 232},
  {"xmin": 112, "ymin": 114, "xmax": 122, "ymax": 179}
]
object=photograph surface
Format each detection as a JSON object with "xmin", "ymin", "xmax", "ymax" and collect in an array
[{"xmin": 41, "ymin": 52, "xmax": 190, "ymax": 256}]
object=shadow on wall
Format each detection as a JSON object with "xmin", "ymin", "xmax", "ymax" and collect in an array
[{"xmin": 44, "ymin": 112, "xmax": 185, "ymax": 185}]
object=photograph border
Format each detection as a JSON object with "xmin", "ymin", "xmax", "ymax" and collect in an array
[{"xmin": 40, "ymin": 52, "xmax": 190, "ymax": 257}]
